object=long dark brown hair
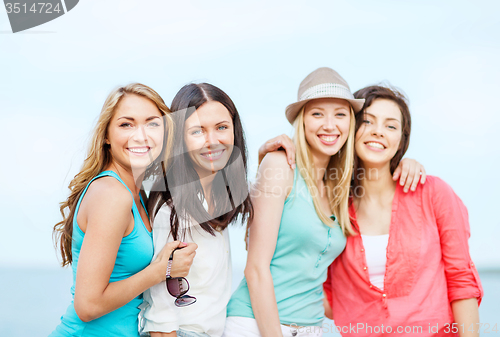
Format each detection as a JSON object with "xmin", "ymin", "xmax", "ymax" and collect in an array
[
  {"xmin": 148, "ymin": 83, "xmax": 253, "ymax": 240},
  {"xmin": 53, "ymin": 83, "xmax": 173, "ymax": 266},
  {"xmin": 351, "ymin": 85, "xmax": 412, "ymax": 190}
]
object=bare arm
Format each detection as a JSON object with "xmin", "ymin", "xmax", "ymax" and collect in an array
[
  {"xmin": 73, "ymin": 178, "xmax": 195, "ymax": 322},
  {"xmin": 245, "ymin": 152, "xmax": 294, "ymax": 337},
  {"xmin": 432, "ymin": 177, "xmax": 482, "ymax": 336},
  {"xmin": 452, "ymin": 298, "xmax": 479, "ymax": 337}
]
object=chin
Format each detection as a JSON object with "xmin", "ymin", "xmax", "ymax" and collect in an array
[
  {"xmin": 359, "ymin": 156, "xmax": 390, "ymax": 168},
  {"xmin": 320, "ymin": 146, "xmax": 342, "ymax": 157}
]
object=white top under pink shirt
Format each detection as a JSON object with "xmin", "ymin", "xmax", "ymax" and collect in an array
[{"xmin": 361, "ymin": 234, "xmax": 389, "ymax": 290}]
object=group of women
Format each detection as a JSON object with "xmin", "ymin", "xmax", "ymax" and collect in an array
[{"xmin": 50, "ymin": 67, "xmax": 482, "ymax": 337}]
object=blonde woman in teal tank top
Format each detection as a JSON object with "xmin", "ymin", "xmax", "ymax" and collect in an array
[
  {"xmin": 224, "ymin": 68, "xmax": 364, "ymax": 337},
  {"xmin": 50, "ymin": 83, "xmax": 196, "ymax": 337}
]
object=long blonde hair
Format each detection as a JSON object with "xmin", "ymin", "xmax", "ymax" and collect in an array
[
  {"xmin": 293, "ymin": 105, "xmax": 356, "ymax": 236},
  {"xmin": 53, "ymin": 83, "xmax": 174, "ymax": 266}
]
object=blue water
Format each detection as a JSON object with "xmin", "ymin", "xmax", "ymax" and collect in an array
[{"xmin": 1, "ymin": 269, "xmax": 498, "ymax": 336}]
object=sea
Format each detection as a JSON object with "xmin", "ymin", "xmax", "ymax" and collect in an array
[{"xmin": 1, "ymin": 268, "xmax": 498, "ymax": 336}]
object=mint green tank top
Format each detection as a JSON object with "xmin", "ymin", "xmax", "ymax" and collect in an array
[
  {"xmin": 226, "ymin": 168, "xmax": 347, "ymax": 326},
  {"xmin": 50, "ymin": 171, "xmax": 154, "ymax": 337}
]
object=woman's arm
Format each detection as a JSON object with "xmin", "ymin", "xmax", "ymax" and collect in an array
[
  {"xmin": 431, "ymin": 177, "xmax": 482, "ymax": 336},
  {"xmin": 245, "ymin": 151, "xmax": 294, "ymax": 337},
  {"xmin": 73, "ymin": 178, "xmax": 196, "ymax": 322},
  {"xmin": 452, "ymin": 298, "xmax": 480, "ymax": 337}
]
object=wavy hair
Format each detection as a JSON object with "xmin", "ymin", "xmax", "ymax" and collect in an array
[
  {"xmin": 293, "ymin": 105, "xmax": 356, "ymax": 236},
  {"xmin": 53, "ymin": 83, "xmax": 173, "ymax": 267}
]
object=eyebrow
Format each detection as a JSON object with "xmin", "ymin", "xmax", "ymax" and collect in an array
[
  {"xmin": 117, "ymin": 116, "xmax": 161, "ymax": 121},
  {"xmin": 308, "ymin": 106, "xmax": 349, "ymax": 111},
  {"xmin": 364, "ymin": 112, "xmax": 401, "ymax": 123},
  {"xmin": 186, "ymin": 120, "xmax": 231, "ymax": 131}
]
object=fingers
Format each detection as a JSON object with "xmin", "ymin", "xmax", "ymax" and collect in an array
[
  {"xmin": 178, "ymin": 242, "xmax": 198, "ymax": 254},
  {"xmin": 277, "ymin": 134, "xmax": 296, "ymax": 169},
  {"xmin": 398, "ymin": 159, "xmax": 426, "ymax": 192},
  {"xmin": 420, "ymin": 165, "xmax": 427, "ymax": 184},
  {"xmin": 399, "ymin": 163, "xmax": 410, "ymax": 189},
  {"xmin": 258, "ymin": 134, "xmax": 295, "ymax": 169},
  {"xmin": 164, "ymin": 240, "xmax": 186, "ymax": 252},
  {"xmin": 170, "ymin": 243, "xmax": 197, "ymax": 278},
  {"xmin": 409, "ymin": 166, "xmax": 421, "ymax": 192},
  {"xmin": 392, "ymin": 165, "xmax": 401, "ymax": 181},
  {"xmin": 403, "ymin": 164, "xmax": 416, "ymax": 193}
]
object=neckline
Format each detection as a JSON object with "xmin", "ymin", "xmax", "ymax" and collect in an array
[{"xmin": 350, "ymin": 182, "xmax": 401, "ymax": 235}]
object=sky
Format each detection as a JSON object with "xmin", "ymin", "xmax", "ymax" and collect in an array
[{"xmin": 0, "ymin": 0, "xmax": 499, "ymax": 270}]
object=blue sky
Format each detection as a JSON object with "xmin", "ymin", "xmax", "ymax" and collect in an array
[{"xmin": 0, "ymin": 0, "xmax": 499, "ymax": 270}]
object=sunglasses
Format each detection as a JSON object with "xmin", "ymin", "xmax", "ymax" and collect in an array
[{"xmin": 166, "ymin": 248, "xmax": 196, "ymax": 307}]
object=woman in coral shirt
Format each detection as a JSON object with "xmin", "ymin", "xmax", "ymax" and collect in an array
[{"xmin": 323, "ymin": 85, "xmax": 483, "ymax": 337}]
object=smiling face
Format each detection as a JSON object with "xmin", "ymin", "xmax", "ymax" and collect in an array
[
  {"xmin": 184, "ymin": 101, "xmax": 234, "ymax": 177},
  {"xmin": 303, "ymin": 98, "xmax": 351, "ymax": 162},
  {"xmin": 355, "ymin": 99, "xmax": 403, "ymax": 168},
  {"xmin": 106, "ymin": 94, "xmax": 164, "ymax": 172}
]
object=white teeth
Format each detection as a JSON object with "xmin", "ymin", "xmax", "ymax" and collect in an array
[
  {"xmin": 366, "ymin": 142, "xmax": 384, "ymax": 149},
  {"xmin": 319, "ymin": 135, "xmax": 338, "ymax": 142},
  {"xmin": 128, "ymin": 148, "xmax": 149, "ymax": 153},
  {"xmin": 202, "ymin": 150, "xmax": 223, "ymax": 158}
]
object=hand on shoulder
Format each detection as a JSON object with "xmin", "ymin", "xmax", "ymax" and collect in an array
[
  {"xmin": 254, "ymin": 151, "xmax": 294, "ymax": 201},
  {"xmin": 257, "ymin": 150, "xmax": 294, "ymax": 178}
]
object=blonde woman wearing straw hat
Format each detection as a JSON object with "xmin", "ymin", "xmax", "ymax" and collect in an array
[{"xmin": 223, "ymin": 68, "xmax": 423, "ymax": 337}]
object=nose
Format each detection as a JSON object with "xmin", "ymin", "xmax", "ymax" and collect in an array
[
  {"xmin": 131, "ymin": 124, "xmax": 149, "ymax": 144},
  {"xmin": 371, "ymin": 123, "xmax": 384, "ymax": 137},
  {"xmin": 204, "ymin": 129, "xmax": 220, "ymax": 147},
  {"xmin": 323, "ymin": 114, "xmax": 336, "ymax": 131}
]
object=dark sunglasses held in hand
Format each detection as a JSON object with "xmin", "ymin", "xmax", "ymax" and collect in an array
[{"xmin": 166, "ymin": 247, "xmax": 196, "ymax": 307}]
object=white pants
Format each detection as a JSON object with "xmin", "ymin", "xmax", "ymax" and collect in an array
[{"xmin": 222, "ymin": 317, "xmax": 323, "ymax": 337}]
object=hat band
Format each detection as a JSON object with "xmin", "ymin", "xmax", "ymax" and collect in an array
[{"xmin": 299, "ymin": 83, "xmax": 354, "ymax": 101}]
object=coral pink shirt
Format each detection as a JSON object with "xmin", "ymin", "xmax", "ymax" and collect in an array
[{"xmin": 323, "ymin": 176, "xmax": 483, "ymax": 336}]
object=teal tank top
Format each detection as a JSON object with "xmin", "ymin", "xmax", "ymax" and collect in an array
[
  {"xmin": 50, "ymin": 171, "xmax": 154, "ymax": 337},
  {"xmin": 226, "ymin": 168, "xmax": 347, "ymax": 326}
]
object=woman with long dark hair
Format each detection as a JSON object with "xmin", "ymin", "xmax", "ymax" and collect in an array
[
  {"xmin": 140, "ymin": 83, "xmax": 253, "ymax": 337},
  {"xmin": 323, "ymin": 85, "xmax": 482, "ymax": 336}
]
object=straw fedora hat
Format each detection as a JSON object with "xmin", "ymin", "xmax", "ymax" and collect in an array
[{"xmin": 285, "ymin": 67, "xmax": 365, "ymax": 124}]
